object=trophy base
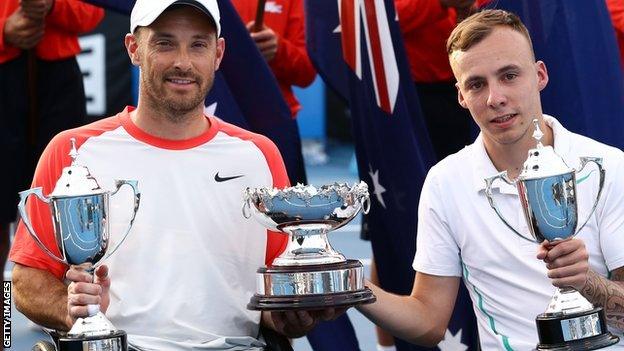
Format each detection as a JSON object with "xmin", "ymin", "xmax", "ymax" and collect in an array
[
  {"xmin": 57, "ymin": 330, "xmax": 127, "ymax": 351},
  {"xmin": 249, "ymin": 288, "xmax": 375, "ymax": 311},
  {"xmin": 536, "ymin": 307, "xmax": 619, "ymax": 351},
  {"xmin": 248, "ymin": 259, "xmax": 376, "ymax": 311}
]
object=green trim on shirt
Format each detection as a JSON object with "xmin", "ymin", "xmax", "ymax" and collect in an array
[{"xmin": 462, "ymin": 262, "xmax": 514, "ymax": 351}]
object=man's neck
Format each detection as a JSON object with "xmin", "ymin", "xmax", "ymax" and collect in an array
[
  {"xmin": 131, "ymin": 103, "xmax": 210, "ymax": 140},
  {"xmin": 485, "ymin": 121, "xmax": 554, "ymax": 180}
]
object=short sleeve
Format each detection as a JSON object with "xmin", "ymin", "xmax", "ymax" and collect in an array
[
  {"xmin": 412, "ymin": 167, "xmax": 463, "ymax": 277},
  {"xmin": 597, "ymin": 153, "xmax": 624, "ymax": 272}
]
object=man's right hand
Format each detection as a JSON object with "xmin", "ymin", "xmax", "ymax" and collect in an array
[
  {"xmin": 3, "ymin": 9, "xmax": 44, "ymax": 49},
  {"xmin": 65, "ymin": 265, "xmax": 111, "ymax": 324}
]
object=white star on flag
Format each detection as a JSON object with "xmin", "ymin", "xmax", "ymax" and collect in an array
[
  {"xmin": 438, "ymin": 329, "xmax": 468, "ymax": 351},
  {"xmin": 368, "ymin": 165, "xmax": 386, "ymax": 209},
  {"xmin": 204, "ymin": 102, "xmax": 217, "ymax": 116}
]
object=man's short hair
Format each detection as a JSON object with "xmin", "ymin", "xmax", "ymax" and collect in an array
[{"xmin": 447, "ymin": 9, "xmax": 534, "ymax": 59}]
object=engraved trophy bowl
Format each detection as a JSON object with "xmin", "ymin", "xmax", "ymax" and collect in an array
[
  {"xmin": 484, "ymin": 120, "xmax": 618, "ymax": 350},
  {"xmin": 243, "ymin": 182, "xmax": 376, "ymax": 310},
  {"xmin": 18, "ymin": 138, "xmax": 140, "ymax": 351}
]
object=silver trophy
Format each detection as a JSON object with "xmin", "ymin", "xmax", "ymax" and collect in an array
[
  {"xmin": 242, "ymin": 182, "xmax": 376, "ymax": 310},
  {"xmin": 484, "ymin": 120, "xmax": 618, "ymax": 350},
  {"xmin": 18, "ymin": 138, "xmax": 140, "ymax": 351}
]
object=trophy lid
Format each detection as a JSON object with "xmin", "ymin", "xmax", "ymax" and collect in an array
[
  {"xmin": 519, "ymin": 119, "xmax": 571, "ymax": 180},
  {"xmin": 49, "ymin": 138, "xmax": 105, "ymax": 197}
]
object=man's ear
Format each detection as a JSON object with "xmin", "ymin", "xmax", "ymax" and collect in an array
[
  {"xmin": 214, "ymin": 37, "xmax": 226, "ymax": 71},
  {"xmin": 125, "ymin": 33, "xmax": 141, "ymax": 66},
  {"xmin": 536, "ymin": 60, "xmax": 549, "ymax": 92},
  {"xmin": 456, "ymin": 82, "xmax": 468, "ymax": 109}
]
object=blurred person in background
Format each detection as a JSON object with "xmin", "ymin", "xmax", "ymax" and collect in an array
[
  {"xmin": 606, "ymin": 0, "xmax": 624, "ymax": 70},
  {"xmin": 232, "ymin": 0, "xmax": 315, "ymax": 186}
]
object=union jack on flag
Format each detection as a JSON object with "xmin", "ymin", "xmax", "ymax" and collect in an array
[{"xmin": 339, "ymin": 0, "xmax": 399, "ymax": 114}]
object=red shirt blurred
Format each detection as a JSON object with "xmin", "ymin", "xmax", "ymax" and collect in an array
[
  {"xmin": 0, "ymin": 0, "xmax": 104, "ymax": 64},
  {"xmin": 231, "ymin": 0, "xmax": 316, "ymax": 118},
  {"xmin": 606, "ymin": 0, "xmax": 624, "ymax": 69},
  {"xmin": 395, "ymin": 0, "xmax": 457, "ymax": 82}
]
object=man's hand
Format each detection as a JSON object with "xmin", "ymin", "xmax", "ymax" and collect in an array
[
  {"xmin": 246, "ymin": 22, "xmax": 279, "ymax": 62},
  {"xmin": 537, "ymin": 238, "xmax": 590, "ymax": 291},
  {"xmin": 65, "ymin": 264, "xmax": 111, "ymax": 324},
  {"xmin": 19, "ymin": 0, "xmax": 54, "ymax": 21},
  {"xmin": 267, "ymin": 308, "xmax": 346, "ymax": 338},
  {"xmin": 3, "ymin": 9, "xmax": 44, "ymax": 49}
]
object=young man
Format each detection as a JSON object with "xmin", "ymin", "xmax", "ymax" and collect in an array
[
  {"xmin": 357, "ymin": 9, "xmax": 624, "ymax": 350},
  {"xmin": 9, "ymin": 0, "xmax": 330, "ymax": 349}
]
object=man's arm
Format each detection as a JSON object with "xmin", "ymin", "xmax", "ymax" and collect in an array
[
  {"xmin": 581, "ymin": 267, "xmax": 624, "ymax": 331},
  {"xmin": 12, "ymin": 264, "xmax": 71, "ymax": 331},
  {"xmin": 538, "ymin": 239, "xmax": 624, "ymax": 331},
  {"xmin": 357, "ymin": 272, "xmax": 460, "ymax": 347}
]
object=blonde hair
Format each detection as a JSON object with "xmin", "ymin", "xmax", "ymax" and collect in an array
[{"xmin": 447, "ymin": 9, "xmax": 534, "ymax": 59}]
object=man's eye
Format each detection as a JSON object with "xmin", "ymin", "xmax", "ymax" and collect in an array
[
  {"xmin": 193, "ymin": 42, "xmax": 208, "ymax": 48},
  {"xmin": 504, "ymin": 73, "xmax": 518, "ymax": 81},
  {"xmin": 156, "ymin": 41, "xmax": 172, "ymax": 47},
  {"xmin": 469, "ymin": 82, "xmax": 483, "ymax": 90}
]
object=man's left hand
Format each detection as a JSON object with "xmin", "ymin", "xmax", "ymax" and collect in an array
[
  {"xmin": 246, "ymin": 22, "xmax": 279, "ymax": 62},
  {"xmin": 268, "ymin": 308, "xmax": 345, "ymax": 338},
  {"xmin": 537, "ymin": 238, "xmax": 590, "ymax": 291}
]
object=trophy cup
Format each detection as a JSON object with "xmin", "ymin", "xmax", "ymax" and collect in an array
[
  {"xmin": 484, "ymin": 120, "xmax": 619, "ymax": 350},
  {"xmin": 242, "ymin": 182, "xmax": 376, "ymax": 310},
  {"xmin": 18, "ymin": 138, "xmax": 140, "ymax": 351}
]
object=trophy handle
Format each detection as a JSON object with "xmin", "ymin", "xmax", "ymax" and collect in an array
[
  {"xmin": 242, "ymin": 199, "xmax": 252, "ymax": 219},
  {"xmin": 575, "ymin": 157, "xmax": 605, "ymax": 235},
  {"xmin": 102, "ymin": 180, "xmax": 141, "ymax": 261},
  {"xmin": 484, "ymin": 171, "xmax": 533, "ymax": 242},
  {"xmin": 361, "ymin": 196, "xmax": 371, "ymax": 215},
  {"xmin": 17, "ymin": 188, "xmax": 68, "ymax": 264}
]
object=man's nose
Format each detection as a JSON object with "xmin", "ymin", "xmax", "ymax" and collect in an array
[
  {"xmin": 487, "ymin": 83, "xmax": 508, "ymax": 108},
  {"xmin": 173, "ymin": 48, "xmax": 192, "ymax": 71}
]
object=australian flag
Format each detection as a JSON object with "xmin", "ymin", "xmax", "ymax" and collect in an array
[
  {"xmin": 82, "ymin": 0, "xmax": 301, "ymax": 181},
  {"xmin": 305, "ymin": 0, "xmax": 478, "ymax": 350},
  {"xmin": 484, "ymin": 0, "xmax": 624, "ymax": 149}
]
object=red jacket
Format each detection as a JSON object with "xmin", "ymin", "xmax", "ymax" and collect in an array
[
  {"xmin": 395, "ymin": 0, "xmax": 458, "ymax": 83},
  {"xmin": 232, "ymin": 0, "xmax": 316, "ymax": 117},
  {"xmin": 606, "ymin": 0, "xmax": 624, "ymax": 69},
  {"xmin": 0, "ymin": 0, "xmax": 104, "ymax": 64}
]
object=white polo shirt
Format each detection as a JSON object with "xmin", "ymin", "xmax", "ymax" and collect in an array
[{"xmin": 413, "ymin": 115, "xmax": 624, "ymax": 350}]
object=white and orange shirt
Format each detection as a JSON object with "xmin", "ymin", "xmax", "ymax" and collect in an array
[{"xmin": 10, "ymin": 107, "xmax": 289, "ymax": 350}]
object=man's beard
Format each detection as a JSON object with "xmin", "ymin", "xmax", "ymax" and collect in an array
[{"xmin": 142, "ymin": 72, "xmax": 213, "ymax": 123}]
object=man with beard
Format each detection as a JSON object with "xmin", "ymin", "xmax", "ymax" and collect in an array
[{"xmin": 8, "ymin": 0, "xmax": 331, "ymax": 349}]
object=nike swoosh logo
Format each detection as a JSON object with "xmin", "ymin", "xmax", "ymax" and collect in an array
[{"xmin": 214, "ymin": 172, "xmax": 244, "ymax": 182}]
